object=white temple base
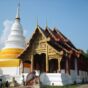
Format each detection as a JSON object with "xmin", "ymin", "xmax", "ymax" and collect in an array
[
  {"xmin": 40, "ymin": 73, "xmax": 73, "ymax": 86},
  {"xmin": 40, "ymin": 70, "xmax": 88, "ymax": 86}
]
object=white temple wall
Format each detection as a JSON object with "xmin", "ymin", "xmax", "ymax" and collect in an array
[
  {"xmin": 61, "ymin": 69, "xmax": 65, "ymax": 74},
  {"xmin": 70, "ymin": 70, "xmax": 76, "ymax": 82},
  {"xmin": 0, "ymin": 67, "xmax": 20, "ymax": 76},
  {"xmin": 24, "ymin": 67, "xmax": 30, "ymax": 73},
  {"xmin": 40, "ymin": 72, "xmax": 73, "ymax": 86},
  {"xmin": 24, "ymin": 68, "xmax": 88, "ymax": 86},
  {"xmin": 81, "ymin": 71, "xmax": 88, "ymax": 82}
]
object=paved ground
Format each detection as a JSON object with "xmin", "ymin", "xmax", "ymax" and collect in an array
[
  {"xmin": 77, "ymin": 84, "xmax": 88, "ymax": 88},
  {"xmin": 13, "ymin": 84, "xmax": 88, "ymax": 88},
  {"xmin": 14, "ymin": 84, "xmax": 40, "ymax": 88}
]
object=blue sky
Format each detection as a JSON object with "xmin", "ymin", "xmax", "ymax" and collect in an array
[{"xmin": 0, "ymin": 0, "xmax": 88, "ymax": 52}]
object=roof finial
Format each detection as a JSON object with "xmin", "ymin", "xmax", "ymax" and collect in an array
[
  {"xmin": 16, "ymin": 0, "xmax": 20, "ymax": 19},
  {"xmin": 36, "ymin": 17, "xmax": 38, "ymax": 28},
  {"xmin": 46, "ymin": 17, "xmax": 48, "ymax": 28}
]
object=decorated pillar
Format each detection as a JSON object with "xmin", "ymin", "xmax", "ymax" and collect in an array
[
  {"xmin": 75, "ymin": 58, "xmax": 78, "ymax": 75},
  {"xmin": 46, "ymin": 43, "xmax": 49, "ymax": 72},
  {"xmin": 66, "ymin": 57, "xmax": 70, "ymax": 74},
  {"xmin": 77, "ymin": 58, "xmax": 79, "ymax": 75},
  {"xmin": 58, "ymin": 57, "xmax": 61, "ymax": 72},
  {"xmin": 31, "ymin": 55, "xmax": 33, "ymax": 72}
]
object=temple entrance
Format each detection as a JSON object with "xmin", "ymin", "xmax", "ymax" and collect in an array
[
  {"xmin": 33, "ymin": 53, "xmax": 46, "ymax": 72},
  {"xmin": 49, "ymin": 59, "xmax": 58, "ymax": 73},
  {"xmin": 60, "ymin": 56, "xmax": 66, "ymax": 70}
]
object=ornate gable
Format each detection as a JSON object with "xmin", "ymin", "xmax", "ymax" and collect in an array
[
  {"xmin": 19, "ymin": 26, "xmax": 63, "ymax": 60},
  {"xmin": 28, "ymin": 26, "xmax": 47, "ymax": 54}
]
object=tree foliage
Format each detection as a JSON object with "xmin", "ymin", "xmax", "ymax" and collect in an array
[{"xmin": 82, "ymin": 50, "xmax": 88, "ymax": 59}]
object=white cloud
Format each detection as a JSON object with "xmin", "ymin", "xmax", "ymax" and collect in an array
[
  {"xmin": 24, "ymin": 29, "xmax": 28, "ymax": 37},
  {"xmin": 0, "ymin": 20, "xmax": 13, "ymax": 49}
]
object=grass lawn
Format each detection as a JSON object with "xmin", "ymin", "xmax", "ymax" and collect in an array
[{"xmin": 42, "ymin": 84, "xmax": 78, "ymax": 88}]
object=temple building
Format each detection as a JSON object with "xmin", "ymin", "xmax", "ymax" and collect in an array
[
  {"xmin": 19, "ymin": 25, "xmax": 88, "ymax": 85},
  {"xmin": 0, "ymin": 4, "xmax": 88, "ymax": 86}
]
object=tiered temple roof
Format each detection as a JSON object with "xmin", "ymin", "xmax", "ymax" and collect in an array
[{"xmin": 19, "ymin": 25, "xmax": 81, "ymax": 59}]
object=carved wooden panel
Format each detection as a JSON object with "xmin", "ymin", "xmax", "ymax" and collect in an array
[
  {"xmin": 48, "ymin": 45, "xmax": 56, "ymax": 55},
  {"xmin": 31, "ymin": 32, "xmax": 47, "ymax": 54},
  {"xmin": 40, "ymin": 42, "xmax": 46, "ymax": 48}
]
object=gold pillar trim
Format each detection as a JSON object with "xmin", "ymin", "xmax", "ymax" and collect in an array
[
  {"xmin": 46, "ymin": 43, "xmax": 49, "ymax": 72},
  {"xmin": 31, "ymin": 55, "xmax": 33, "ymax": 72},
  {"xmin": 57, "ymin": 56, "xmax": 62, "ymax": 73}
]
